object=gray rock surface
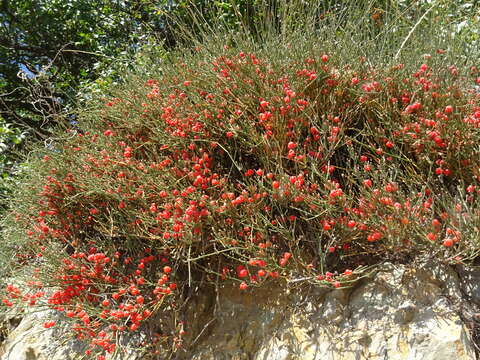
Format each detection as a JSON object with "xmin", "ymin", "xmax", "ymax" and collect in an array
[
  {"xmin": 0, "ymin": 307, "xmax": 141, "ymax": 360},
  {"xmin": 185, "ymin": 263, "xmax": 477, "ymax": 360}
]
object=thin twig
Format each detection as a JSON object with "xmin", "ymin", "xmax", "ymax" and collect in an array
[
  {"xmin": 394, "ymin": 1, "xmax": 438, "ymax": 60},
  {"xmin": 188, "ymin": 245, "xmax": 192, "ymax": 288},
  {"xmin": 190, "ymin": 317, "xmax": 216, "ymax": 348}
]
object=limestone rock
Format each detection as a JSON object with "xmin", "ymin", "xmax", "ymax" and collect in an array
[
  {"xmin": 456, "ymin": 264, "xmax": 480, "ymax": 306},
  {"xmin": 185, "ymin": 263, "xmax": 476, "ymax": 360},
  {"xmin": 0, "ymin": 308, "xmax": 141, "ymax": 360},
  {"xmin": 0, "ymin": 308, "xmax": 83, "ymax": 360}
]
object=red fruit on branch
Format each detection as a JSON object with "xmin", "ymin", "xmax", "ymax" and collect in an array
[{"xmin": 43, "ymin": 321, "xmax": 56, "ymax": 329}]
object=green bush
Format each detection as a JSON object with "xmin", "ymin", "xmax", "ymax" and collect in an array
[
  {"xmin": 0, "ymin": 116, "xmax": 26, "ymax": 218},
  {"xmin": 1, "ymin": 1, "xmax": 479, "ymax": 359}
]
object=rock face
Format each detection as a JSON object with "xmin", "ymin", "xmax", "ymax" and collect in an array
[
  {"xmin": 0, "ymin": 307, "xmax": 142, "ymax": 360},
  {"xmin": 183, "ymin": 262, "xmax": 478, "ymax": 360},
  {"xmin": 1, "ymin": 262, "xmax": 479, "ymax": 360},
  {"xmin": 0, "ymin": 309, "xmax": 85, "ymax": 360}
]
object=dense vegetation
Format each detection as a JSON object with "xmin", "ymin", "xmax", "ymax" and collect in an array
[{"xmin": 1, "ymin": 1, "xmax": 479, "ymax": 359}]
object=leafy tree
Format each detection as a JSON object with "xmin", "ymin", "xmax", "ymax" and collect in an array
[
  {"xmin": 0, "ymin": 115, "xmax": 24, "ymax": 203},
  {"xmin": 1, "ymin": 0, "xmax": 165, "ymax": 132}
]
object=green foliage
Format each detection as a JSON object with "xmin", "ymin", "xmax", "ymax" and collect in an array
[
  {"xmin": 0, "ymin": 116, "xmax": 25, "ymax": 204},
  {"xmin": 1, "ymin": 0, "xmax": 163, "ymax": 128}
]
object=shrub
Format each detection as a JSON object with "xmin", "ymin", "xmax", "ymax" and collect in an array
[{"xmin": 1, "ymin": 1, "xmax": 480, "ymax": 359}]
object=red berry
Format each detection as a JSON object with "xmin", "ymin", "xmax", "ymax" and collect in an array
[
  {"xmin": 269, "ymin": 271, "xmax": 279, "ymax": 278},
  {"xmin": 130, "ymin": 287, "xmax": 139, "ymax": 295},
  {"xmin": 43, "ymin": 321, "xmax": 55, "ymax": 329},
  {"xmin": 287, "ymin": 141, "xmax": 297, "ymax": 150},
  {"xmin": 239, "ymin": 282, "xmax": 248, "ymax": 290},
  {"xmin": 443, "ymin": 238, "xmax": 453, "ymax": 247},
  {"xmin": 163, "ymin": 266, "xmax": 172, "ymax": 274},
  {"xmin": 367, "ymin": 232, "xmax": 382, "ymax": 242},
  {"xmin": 238, "ymin": 269, "xmax": 248, "ymax": 278}
]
